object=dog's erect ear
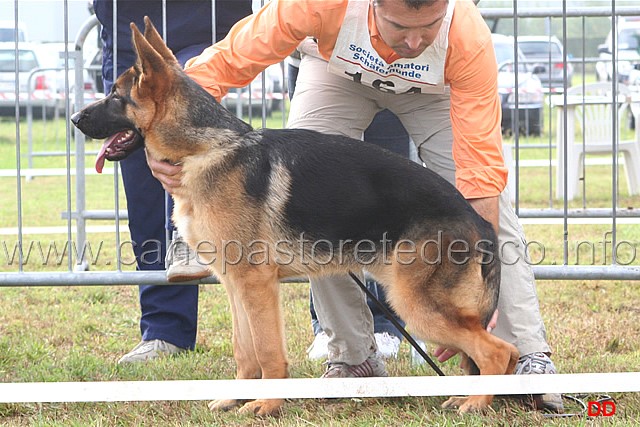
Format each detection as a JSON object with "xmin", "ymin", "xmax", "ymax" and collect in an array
[
  {"xmin": 142, "ymin": 16, "xmax": 179, "ymax": 65},
  {"xmin": 130, "ymin": 21, "xmax": 171, "ymax": 90}
]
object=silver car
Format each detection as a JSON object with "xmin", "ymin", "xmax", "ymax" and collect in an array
[
  {"xmin": 492, "ymin": 34, "xmax": 545, "ymax": 136},
  {"xmin": 596, "ymin": 20, "xmax": 640, "ymax": 84},
  {"xmin": 38, "ymin": 42, "xmax": 99, "ymax": 112},
  {"xmin": 0, "ymin": 42, "xmax": 59, "ymax": 118},
  {"xmin": 518, "ymin": 35, "xmax": 573, "ymax": 91},
  {"xmin": 221, "ymin": 63, "xmax": 285, "ymax": 117}
]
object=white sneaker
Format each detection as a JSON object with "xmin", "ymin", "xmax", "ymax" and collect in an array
[
  {"xmin": 117, "ymin": 339, "xmax": 185, "ymax": 364},
  {"xmin": 409, "ymin": 338, "xmax": 428, "ymax": 366},
  {"xmin": 375, "ymin": 332, "xmax": 401, "ymax": 359},
  {"xmin": 166, "ymin": 230, "xmax": 210, "ymax": 282},
  {"xmin": 306, "ymin": 331, "xmax": 330, "ymax": 360}
]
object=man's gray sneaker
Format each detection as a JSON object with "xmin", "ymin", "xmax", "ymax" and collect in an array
[
  {"xmin": 117, "ymin": 339, "xmax": 186, "ymax": 364},
  {"xmin": 322, "ymin": 353, "xmax": 388, "ymax": 378},
  {"xmin": 166, "ymin": 231, "xmax": 210, "ymax": 282},
  {"xmin": 515, "ymin": 352, "xmax": 564, "ymax": 413}
]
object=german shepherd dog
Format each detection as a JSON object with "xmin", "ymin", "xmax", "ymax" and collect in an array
[{"xmin": 72, "ymin": 17, "xmax": 518, "ymax": 416}]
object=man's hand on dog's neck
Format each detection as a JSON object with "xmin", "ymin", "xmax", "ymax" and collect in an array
[
  {"xmin": 468, "ymin": 196, "xmax": 500, "ymax": 234},
  {"xmin": 146, "ymin": 149, "xmax": 184, "ymax": 195}
]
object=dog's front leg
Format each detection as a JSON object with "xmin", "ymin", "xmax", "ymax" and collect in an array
[
  {"xmin": 211, "ymin": 268, "xmax": 288, "ymax": 417},
  {"xmin": 235, "ymin": 269, "xmax": 288, "ymax": 416},
  {"xmin": 208, "ymin": 279, "xmax": 262, "ymax": 413}
]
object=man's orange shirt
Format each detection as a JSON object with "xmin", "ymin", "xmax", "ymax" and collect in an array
[{"xmin": 185, "ymin": 0, "xmax": 506, "ymax": 199}]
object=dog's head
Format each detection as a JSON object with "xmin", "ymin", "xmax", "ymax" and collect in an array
[{"xmin": 71, "ymin": 17, "xmax": 191, "ymax": 172}]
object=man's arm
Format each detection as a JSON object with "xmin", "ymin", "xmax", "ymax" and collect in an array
[
  {"xmin": 445, "ymin": 3, "xmax": 507, "ymax": 201},
  {"xmin": 468, "ymin": 196, "xmax": 499, "ymax": 234},
  {"xmin": 433, "ymin": 5, "xmax": 505, "ymax": 363},
  {"xmin": 184, "ymin": 0, "xmax": 347, "ymax": 101}
]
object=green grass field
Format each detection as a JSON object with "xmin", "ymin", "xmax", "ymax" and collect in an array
[{"xmin": 0, "ymin": 106, "xmax": 639, "ymax": 425}]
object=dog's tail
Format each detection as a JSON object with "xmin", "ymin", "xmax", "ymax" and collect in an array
[
  {"xmin": 467, "ymin": 358, "xmax": 481, "ymax": 376},
  {"xmin": 479, "ymin": 220, "xmax": 501, "ymax": 328},
  {"xmin": 466, "ymin": 220, "xmax": 501, "ymax": 377}
]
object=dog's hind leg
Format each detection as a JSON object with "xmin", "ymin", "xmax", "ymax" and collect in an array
[
  {"xmin": 439, "ymin": 328, "xmax": 519, "ymax": 412},
  {"xmin": 208, "ymin": 279, "xmax": 262, "ymax": 413},
  {"xmin": 406, "ymin": 311, "xmax": 518, "ymax": 412},
  {"xmin": 230, "ymin": 267, "xmax": 288, "ymax": 416},
  {"xmin": 382, "ymin": 264, "xmax": 518, "ymax": 413}
]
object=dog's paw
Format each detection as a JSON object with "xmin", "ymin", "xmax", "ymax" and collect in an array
[
  {"xmin": 442, "ymin": 395, "xmax": 492, "ymax": 413},
  {"xmin": 208, "ymin": 399, "xmax": 244, "ymax": 412},
  {"xmin": 441, "ymin": 396, "xmax": 468, "ymax": 410},
  {"xmin": 458, "ymin": 395, "xmax": 493, "ymax": 413},
  {"xmin": 238, "ymin": 398, "xmax": 284, "ymax": 417}
]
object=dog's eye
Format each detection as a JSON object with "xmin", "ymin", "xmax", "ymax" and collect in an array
[
  {"xmin": 110, "ymin": 92, "xmax": 123, "ymax": 103},
  {"xmin": 108, "ymin": 85, "xmax": 121, "ymax": 99}
]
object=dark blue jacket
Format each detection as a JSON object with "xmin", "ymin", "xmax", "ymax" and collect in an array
[{"xmin": 94, "ymin": 0, "xmax": 253, "ymax": 87}]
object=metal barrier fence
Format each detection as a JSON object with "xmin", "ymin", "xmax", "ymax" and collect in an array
[
  {"xmin": 2, "ymin": 3, "xmax": 639, "ymax": 284},
  {"xmin": 1, "ymin": 0, "xmax": 639, "ymax": 407}
]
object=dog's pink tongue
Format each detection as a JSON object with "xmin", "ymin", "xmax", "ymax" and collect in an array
[{"xmin": 95, "ymin": 134, "xmax": 118, "ymax": 173}]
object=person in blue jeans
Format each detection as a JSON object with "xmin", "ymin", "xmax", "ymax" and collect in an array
[
  {"xmin": 93, "ymin": 0, "xmax": 253, "ymax": 363},
  {"xmin": 288, "ymin": 59, "xmax": 409, "ymax": 359}
]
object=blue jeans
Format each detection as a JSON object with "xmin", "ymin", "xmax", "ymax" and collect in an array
[{"xmin": 104, "ymin": 45, "xmax": 213, "ymax": 350}]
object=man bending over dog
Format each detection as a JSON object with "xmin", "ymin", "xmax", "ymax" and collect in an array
[{"xmin": 148, "ymin": 0, "xmax": 563, "ymax": 413}]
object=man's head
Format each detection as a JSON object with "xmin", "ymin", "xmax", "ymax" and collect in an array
[{"xmin": 372, "ymin": 0, "xmax": 449, "ymax": 58}]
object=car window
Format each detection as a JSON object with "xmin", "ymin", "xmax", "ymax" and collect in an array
[
  {"xmin": 494, "ymin": 42, "xmax": 513, "ymax": 65},
  {"xmin": 619, "ymin": 28, "xmax": 640, "ymax": 50},
  {"xmin": 0, "ymin": 49, "xmax": 38, "ymax": 72},
  {"xmin": 493, "ymin": 41, "xmax": 528, "ymax": 72},
  {"xmin": 0, "ymin": 28, "xmax": 26, "ymax": 42},
  {"xmin": 520, "ymin": 41, "xmax": 562, "ymax": 56},
  {"xmin": 46, "ymin": 50, "xmax": 76, "ymax": 69}
]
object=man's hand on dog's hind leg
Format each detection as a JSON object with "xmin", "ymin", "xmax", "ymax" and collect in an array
[
  {"xmin": 434, "ymin": 310, "xmax": 499, "ymax": 363},
  {"xmin": 238, "ymin": 398, "xmax": 285, "ymax": 417}
]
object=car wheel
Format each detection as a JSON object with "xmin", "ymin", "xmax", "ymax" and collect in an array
[
  {"xmin": 26, "ymin": 106, "xmax": 56, "ymax": 120},
  {"xmin": 527, "ymin": 107, "xmax": 543, "ymax": 136}
]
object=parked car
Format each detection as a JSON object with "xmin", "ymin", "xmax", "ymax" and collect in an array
[
  {"xmin": 266, "ymin": 62, "xmax": 286, "ymax": 111},
  {"xmin": 0, "ymin": 42, "xmax": 58, "ymax": 118},
  {"xmin": 596, "ymin": 19, "xmax": 640, "ymax": 84},
  {"xmin": 628, "ymin": 62, "xmax": 640, "ymax": 129},
  {"xmin": 517, "ymin": 35, "xmax": 573, "ymax": 90},
  {"xmin": 629, "ymin": 62, "xmax": 640, "ymax": 86},
  {"xmin": 85, "ymin": 46, "xmax": 104, "ymax": 94},
  {"xmin": 221, "ymin": 64, "xmax": 285, "ymax": 116},
  {"xmin": 39, "ymin": 42, "xmax": 99, "ymax": 112},
  {"xmin": 0, "ymin": 20, "xmax": 28, "ymax": 42},
  {"xmin": 492, "ymin": 34, "xmax": 544, "ymax": 136}
]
